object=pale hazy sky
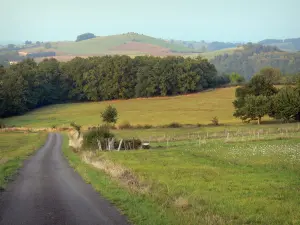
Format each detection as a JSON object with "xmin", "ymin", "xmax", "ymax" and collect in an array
[{"xmin": 1, "ymin": 0, "xmax": 299, "ymax": 43}]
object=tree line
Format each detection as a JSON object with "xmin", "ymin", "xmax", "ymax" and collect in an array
[
  {"xmin": 0, "ymin": 56, "xmax": 228, "ymax": 118},
  {"xmin": 233, "ymin": 67, "xmax": 300, "ymax": 124},
  {"xmin": 211, "ymin": 43, "xmax": 300, "ymax": 79}
]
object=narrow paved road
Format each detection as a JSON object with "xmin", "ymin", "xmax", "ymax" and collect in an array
[{"xmin": 0, "ymin": 133, "xmax": 129, "ymax": 225}]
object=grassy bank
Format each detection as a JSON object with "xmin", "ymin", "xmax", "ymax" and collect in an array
[
  {"xmin": 65, "ymin": 132, "xmax": 300, "ymax": 224},
  {"xmin": 62, "ymin": 134, "xmax": 179, "ymax": 225},
  {"xmin": 0, "ymin": 132, "xmax": 47, "ymax": 189}
]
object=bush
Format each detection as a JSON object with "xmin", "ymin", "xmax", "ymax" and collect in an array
[
  {"xmin": 135, "ymin": 124, "xmax": 153, "ymax": 129},
  {"xmin": 83, "ymin": 125, "xmax": 115, "ymax": 149},
  {"xmin": 101, "ymin": 105, "xmax": 118, "ymax": 124},
  {"xmin": 211, "ymin": 116, "xmax": 219, "ymax": 126},
  {"xmin": 163, "ymin": 122, "xmax": 182, "ymax": 128},
  {"xmin": 118, "ymin": 121, "xmax": 132, "ymax": 129}
]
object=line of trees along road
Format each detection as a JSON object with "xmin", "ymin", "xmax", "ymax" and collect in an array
[{"xmin": 0, "ymin": 56, "xmax": 229, "ymax": 118}]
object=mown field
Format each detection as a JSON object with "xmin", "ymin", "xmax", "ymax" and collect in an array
[
  {"xmin": 3, "ymin": 87, "xmax": 239, "ymax": 128},
  {"xmin": 0, "ymin": 132, "xmax": 47, "ymax": 189},
  {"xmin": 64, "ymin": 130, "xmax": 300, "ymax": 225}
]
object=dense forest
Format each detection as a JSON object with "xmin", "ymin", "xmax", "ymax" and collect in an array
[
  {"xmin": 211, "ymin": 43, "xmax": 300, "ymax": 79},
  {"xmin": 0, "ymin": 56, "xmax": 228, "ymax": 118}
]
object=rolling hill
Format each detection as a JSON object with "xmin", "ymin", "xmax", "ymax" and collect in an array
[
  {"xmin": 259, "ymin": 38, "xmax": 300, "ymax": 52},
  {"xmin": 22, "ymin": 32, "xmax": 198, "ymax": 57},
  {"xmin": 210, "ymin": 43, "xmax": 300, "ymax": 79}
]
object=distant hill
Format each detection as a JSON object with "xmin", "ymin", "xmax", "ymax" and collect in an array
[
  {"xmin": 210, "ymin": 43, "xmax": 300, "ymax": 79},
  {"xmin": 22, "ymin": 32, "xmax": 198, "ymax": 57},
  {"xmin": 259, "ymin": 38, "xmax": 300, "ymax": 52},
  {"xmin": 169, "ymin": 39, "xmax": 242, "ymax": 52}
]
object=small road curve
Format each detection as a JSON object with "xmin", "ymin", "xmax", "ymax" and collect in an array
[{"xmin": 0, "ymin": 133, "xmax": 129, "ymax": 225}]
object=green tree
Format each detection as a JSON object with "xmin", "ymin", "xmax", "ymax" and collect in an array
[
  {"xmin": 233, "ymin": 73, "xmax": 277, "ymax": 123},
  {"xmin": 229, "ymin": 72, "xmax": 245, "ymax": 84},
  {"xmin": 258, "ymin": 67, "xmax": 281, "ymax": 84},
  {"xmin": 101, "ymin": 105, "xmax": 118, "ymax": 124},
  {"xmin": 272, "ymin": 87, "xmax": 300, "ymax": 122},
  {"xmin": 234, "ymin": 95, "xmax": 270, "ymax": 124}
]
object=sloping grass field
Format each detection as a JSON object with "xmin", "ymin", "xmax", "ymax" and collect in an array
[
  {"xmin": 0, "ymin": 132, "xmax": 47, "ymax": 189},
  {"xmin": 23, "ymin": 33, "xmax": 194, "ymax": 56},
  {"xmin": 64, "ymin": 133, "xmax": 300, "ymax": 225},
  {"xmin": 3, "ymin": 87, "xmax": 238, "ymax": 128}
]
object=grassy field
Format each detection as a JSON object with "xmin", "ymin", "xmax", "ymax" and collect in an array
[
  {"xmin": 3, "ymin": 87, "xmax": 239, "ymax": 128},
  {"xmin": 23, "ymin": 33, "xmax": 194, "ymax": 56},
  {"xmin": 66, "ymin": 132, "xmax": 300, "ymax": 225},
  {"xmin": 0, "ymin": 132, "xmax": 47, "ymax": 189}
]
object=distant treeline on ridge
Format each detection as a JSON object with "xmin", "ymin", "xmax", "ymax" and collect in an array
[{"xmin": 0, "ymin": 56, "xmax": 229, "ymax": 118}]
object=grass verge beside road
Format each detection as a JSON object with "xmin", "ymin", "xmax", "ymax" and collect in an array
[
  {"xmin": 64, "ymin": 132, "xmax": 300, "ymax": 225},
  {"xmin": 0, "ymin": 132, "xmax": 47, "ymax": 190},
  {"xmin": 62, "ymin": 134, "xmax": 178, "ymax": 225}
]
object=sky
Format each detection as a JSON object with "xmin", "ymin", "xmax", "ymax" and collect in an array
[{"xmin": 1, "ymin": 0, "xmax": 299, "ymax": 43}]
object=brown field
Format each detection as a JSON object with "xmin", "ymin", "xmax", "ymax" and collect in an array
[{"xmin": 110, "ymin": 41, "xmax": 177, "ymax": 56}]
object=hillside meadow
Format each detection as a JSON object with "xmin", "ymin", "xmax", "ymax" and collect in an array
[
  {"xmin": 3, "ymin": 87, "xmax": 239, "ymax": 128},
  {"xmin": 22, "ymin": 33, "xmax": 194, "ymax": 56}
]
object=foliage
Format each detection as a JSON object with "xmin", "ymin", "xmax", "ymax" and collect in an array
[
  {"xmin": 234, "ymin": 95, "xmax": 270, "ymax": 124},
  {"xmin": 211, "ymin": 44, "xmax": 300, "ymax": 79},
  {"xmin": 83, "ymin": 125, "xmax": 115, "ymax": 149},
  {"xmin": 118, "ymin": 121, "xmax": 132, "ymax": 129},
  {"xmin": 101, "ymin": 105, "xmax": 118, "ymax": 124},
  {"xmin": 76, "ymin": 33, "xmax": 96, "ymax": 42},
  {"xmin": 162, "ymin": 122, "xmax": 182, "ymax": 128},
  {"xmin": 272, "ymin": 86, "xmax": 300, "ymax": 122},
  {"xmin": 228, "ymin": 72, "xmax": 245, "ymax": 84},
  {"xmin": 233, "ymin": 70, "xmax": 278, "ymax": 124},
  {"xmin": 211, "ymin": 116, "xmax": 219, "ymax": 125},
  {"xmin": 0, "ymin": 56, "xmax": 227, "ymax": 118}
]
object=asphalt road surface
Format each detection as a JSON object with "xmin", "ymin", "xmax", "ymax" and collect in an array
[{"xmin": 0, "ymin": 133, "xmax": 129, "ymax": 225}]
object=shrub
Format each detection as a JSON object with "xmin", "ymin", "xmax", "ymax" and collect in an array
[
  {"xmin": 135, "ymin": 124, "xmax": 153, "ymax": 129},
  {"xmin": 118, "ymin": 121, "xmax": 132, "ymax": 129},
  {"xmin": 211, "ymin": 116, "xmax": 219, "ymax": 126},
  {"xmin": 83, "ymin": 125, "xmax": 115, "ymax": 149},
  {"xmin": 163, "ymin": 122, "xmax": 182, "ymax": 128},
  {"xmin": 101, "ymin": 105, "xmax": 118, "ymax": 124}
]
